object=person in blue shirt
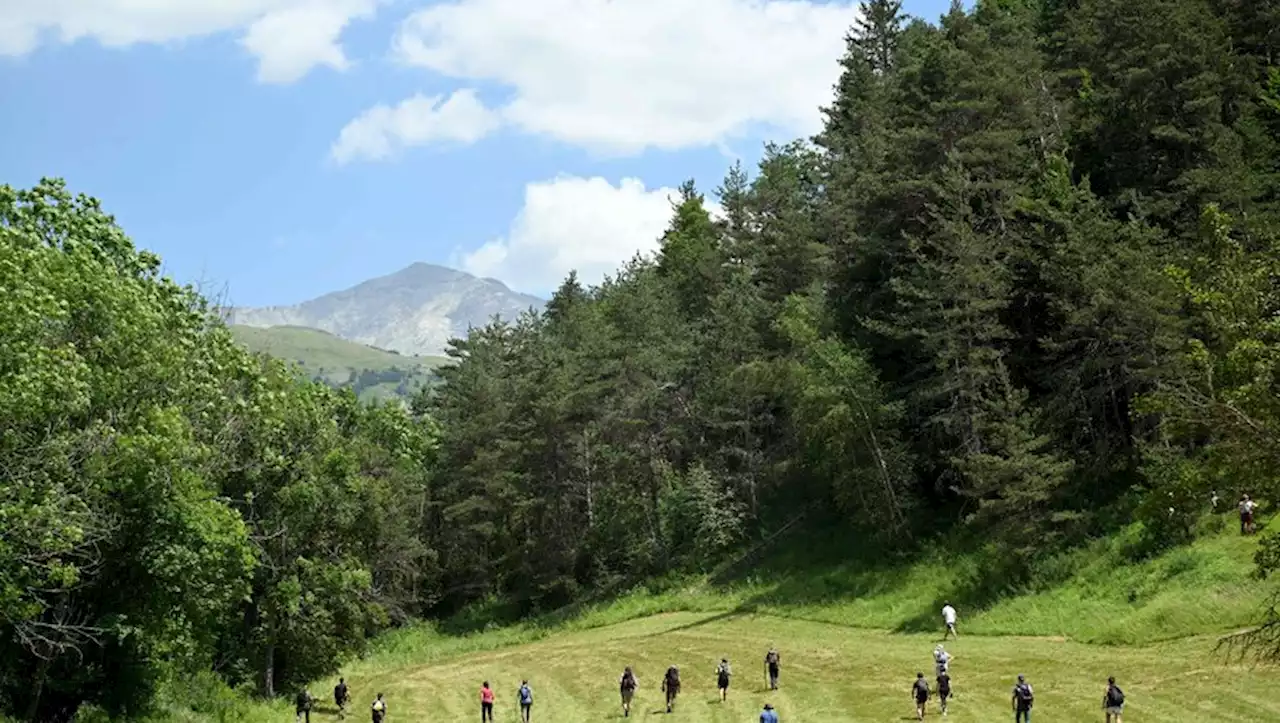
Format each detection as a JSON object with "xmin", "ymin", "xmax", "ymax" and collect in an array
[
  {"xmin": 517, "ymin": 680, "xmax": 533, "ymax": 722},
  {"xmin": 760, "ymin": 702, "xmax": 779, "ymax": 723}
]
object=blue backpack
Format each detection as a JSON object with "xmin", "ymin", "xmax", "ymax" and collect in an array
[{"xmin": 519, "ymin": 685, "xmax": 533, "ymax": 705}]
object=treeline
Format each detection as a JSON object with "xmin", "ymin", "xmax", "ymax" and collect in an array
[
  {"xmin": 425, "ymin": 0, "xmax": 1280, "ymax": 614},
  {"xmin": 0, "ymin": 182, "xmax": 440, "ymax": 720}
]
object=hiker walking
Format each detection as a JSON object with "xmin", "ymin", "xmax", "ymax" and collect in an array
[
  {"xmin": 480, "ymin": 681, "xmax": 495, "ymax": 722},
  {"xmin": 1103, "ymin": 676, "xmax": 1125, "ymax": 723},
  {"xmin": 716, "ymin": 658, "xmax": 732, "ymax": 702},
  {"xmin": 662, "ymin": 665, "xmax": 681, "ymax": 713},
  {"xmin": 936, "ymin": 668, "xmax": 952, "ymax": 717},
  {"xmin": 517, "ymin": 679, "xmax": 533, "ymax": 723},
  {"xmin": 370, "ymin": 693, "xmax": 387, "ymax": 723},
  {"xmin": 941, "ymin": 601, "xmax": 958, "ymax": 639},
  {"xmin": 933, "ymin": 645, "xmax": 953, "ymax": 676},
  {"xmin": 619, "ymin": 667, "xmax": 638, "ymax": 718},
  {"xmin": 760, "ymin": 702, "xmax": 779, "ymax": 723},
  {"xmin": 912, "ymin": 673, "xmax": 930, "ymax": 721},
  {"xmin": 764, "ymin": 646, "xmax": 781, "ymax": 690},
  {"xmin": 334, "ymin": 678, "xmax": 350, "ymax": 720},
  {"xmin": 295, "ymin": 687, "xmax": 314, "ymax": 723},
  {"xmin": 1012, "ymin": 674, "xmax": 1034, "ymax": 722},
  {"xmin": 1240, "ymin": 494, "xmax": 1257, "ymax": 535}
]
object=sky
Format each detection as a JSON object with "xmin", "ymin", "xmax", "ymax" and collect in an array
[{"xmin": 0, "ymin": 0, "xmax": 957, "ymax": 306}]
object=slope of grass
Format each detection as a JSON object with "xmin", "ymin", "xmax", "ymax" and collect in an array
[
  {"xmin": 150, "ymin": 517, "xmax": 1278, "ymax": 723},
  {"xmin": 230, "ymin": 325, "xmax": 450, "ymax": 400}
]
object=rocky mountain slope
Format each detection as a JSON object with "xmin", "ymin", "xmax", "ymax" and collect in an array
[{"xmin": 227, "ymin": 263, "xmax": 544, "ymax": 356}]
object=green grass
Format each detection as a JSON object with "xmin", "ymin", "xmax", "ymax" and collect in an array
[
  {"xmin": 151, "ymin": 518, "xmax": 1279, "ymax": 723},
  {"xmin": 229, "ymin": 325, "xmax": 450, "ymax": 399}
]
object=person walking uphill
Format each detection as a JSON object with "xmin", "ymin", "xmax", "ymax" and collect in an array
[
  {"xmin": 662, "ymin": 665, "xmax": 681, "ymax": 713},
  {"xmin": 765, "ymin": 646, "xmax": 781, "ymax": 690},
  {"xmin": 334, "ymin": 678, "xmax": 350, "ymax": 720},
  {"xmin": 760, "ymin": 702, "xmax": 779, "ymax": 723},
  {"xmin": 1012, "ymin": 675, "xmax": 1034, "ymax": 723},
  {"xmin": 941, "ymin": 602, "xmax": 958, "ymax": 639},
  {"xmin": 295, "ymin": 687, "xmax": 314, "ymax": 723},
  {"xmin": 936, "ymin": 669, "xmax": 952, "ymax": 716},
  {"xmin": 619, "ymin": 667, "xmax": 639, "ymax": 718},
  {"xmin": 1103, "ymin": 676, "xmax": 1125, "ymax": 723},
  {"xmin": 912, "ymin": 673, "xmax": 930, "ymax": 721},
  {"xmin": 480, "ymin": 681, "xmax": 495, "ymax": 722},
  {"xmin": 517, "ymin": 679, "xmax": 533, "ymax": 723},
  {"xmin": 370, "ymin": 693, "xmax": 387, "ymax": 723},
  {"xmin": 1240, "ymin": 494, "xmax": 1258, "ymax": 535},
  {"xmin": 716, "ymin": 658, "xmax": 732, "ymax": 702}
]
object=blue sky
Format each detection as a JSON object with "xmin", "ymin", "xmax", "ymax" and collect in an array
[{"xmin": 0, "ymin": 0, "xmax": 956, "ymax": 306}]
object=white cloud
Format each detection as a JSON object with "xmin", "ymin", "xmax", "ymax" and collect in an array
[
  {"xmin": 461, "ymin": 175, "xmax": 722, "ymax": 294},
  {"xmin": 329, "ymin": 88, "xmax": 501, "ymax": 164},
  {"xmin": 0, "ymin": 0, "xmax": 378, "ymax": 84},
  {"xmin": 381, "ymin": 0, "xmax": 857, "ymax": 155}
]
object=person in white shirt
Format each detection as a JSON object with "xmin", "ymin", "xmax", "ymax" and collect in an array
[
  {"xmin": 934, "ymin": 645, "xmax": 953, "ymax": 675},
  {"xmin": 941, "ymin": 602, "xmax": 958, "ymax": 639},
  {"xmin": 1240, "ymin": 494, "xmax": 1257, "ymax": 535}
]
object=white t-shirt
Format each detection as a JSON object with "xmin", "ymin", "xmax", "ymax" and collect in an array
[
  {"xmin": 942, "ymin": 605, "xmax": 957, "ymax": 624},
  {"xmin": 1241, "ymin": 500, "xmax": 1256, "ymax": 514}
]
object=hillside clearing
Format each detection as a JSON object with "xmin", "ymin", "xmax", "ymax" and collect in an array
[{"xmin": 306, "ymin": 612, "xmax": 1274, "ymax": 722}]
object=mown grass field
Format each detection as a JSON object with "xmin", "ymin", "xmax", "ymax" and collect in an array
[
  {"xmin": 157, "ymin": 516, "xmax": 1280, "ymax": 723},
  {"xmin": 306, "ymin": 613, "xmax": 1275, "ymax": 722}
]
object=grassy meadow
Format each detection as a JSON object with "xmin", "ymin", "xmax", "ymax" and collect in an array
[
  {"xmin": 150, "ymin": 514, "xmax": 1280, "ymax": 723},
  {"xmin": 229, "ymin": 324, "xmax": 450, "ymax": 400}
]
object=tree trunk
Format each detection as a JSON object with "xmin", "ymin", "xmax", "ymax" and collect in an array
[
  {"xmin": 26, "ymin": 657, "xmax": 50, "ymax": 722},
  {"xmin": 263, "ymin": 641, "xmax": 275, "ymax": 698}
]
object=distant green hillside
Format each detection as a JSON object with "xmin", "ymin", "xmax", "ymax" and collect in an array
[{"xmin": 230, "ymin": 324, "xmax": 450, "ymax": 402}]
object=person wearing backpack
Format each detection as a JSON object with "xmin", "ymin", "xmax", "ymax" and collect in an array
[
  {"xmin": 1240, "ymin": 494, "xmax": 1257, "ymax": 535},
  {"xmin": 662, "ymin": 665, "xmax": 681, "ymax": 713},
  {"xmin": 480, "ymin": 681, "xmax": 495, "ymax": 722},
  {"xmin": 764, "ymin": 647, "xmax": 781, "ymax": 690},
  {"xmin": 933, "ymin": 645, "xmax": 953, "ymax": 676},
  {"xmin": 334, "ymin": 678, "xmax": 350, "ymax": 721},
  {"xmin": 716, "ymin": 658, "xmax": 732, "ymax": 702},
  {"xmin": 295, "ymin": 687, "xmax": 314, "ymax": 723},
  {"xmin": 619, "ymin": 667, "xmax": 639, "ymax": 718},
  {"xmin": 936, "ymin": 669, "xmax": 952, "ymax": 716},
  {"xmin": 760, "ymin": 702, "xmax": 779, "ymax": 723},
  {"xmin": 912, "ymin": 672, "xmax": 930, "ymax": 721},
  {"xmin": 1011, "ymin": 675, "xmax": 1034, "ymax": 722},
  {"xmin": 370, "ymin": 693, "xmax": 387, "ymax": 723},
  {"xmin": 517, "ymin": 679, "xmax": 533, "ymax": 722},
  {"xmin": 1103, "ymin": 676, "xmax": 1125, "ymax": 722}
]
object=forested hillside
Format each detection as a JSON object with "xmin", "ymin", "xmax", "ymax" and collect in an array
[
  {"xmin": 427, "ymin": 0, "xmax": 1280, "ymax": 613},
  {"xmin": 3, "ymin": 0, "xmax": 1280, "ymax": 721}
]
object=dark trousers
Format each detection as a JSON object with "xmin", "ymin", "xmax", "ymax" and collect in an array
[
  {"xmin": 1016, "ymin": 709, "xmax": 1032, "ymax": 722},
  {"xmin": 482, "ymin": 701, "xmax": 493, "ymax": 721}
]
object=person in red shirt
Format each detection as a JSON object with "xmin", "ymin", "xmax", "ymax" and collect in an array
[{"xmin": 481, "ymin": 681, "xmax": 495, "ymax": 722}]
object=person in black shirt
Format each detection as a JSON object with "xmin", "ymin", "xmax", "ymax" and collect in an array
[
  {"xmin": 936, "ymin": 669, "xmax": 951, "ymax": 716},
  {"xmin": 912, "ymin": 673, "xmax": 930, "ymax": 720},
  {"xmin": 334, "ymin": 678, "xmax": 350, "ymax": 720}
]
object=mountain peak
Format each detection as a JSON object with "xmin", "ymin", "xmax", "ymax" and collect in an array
[{"xmin": 228, "ymin": 262, "xmax": 544, "ymax": 356}]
